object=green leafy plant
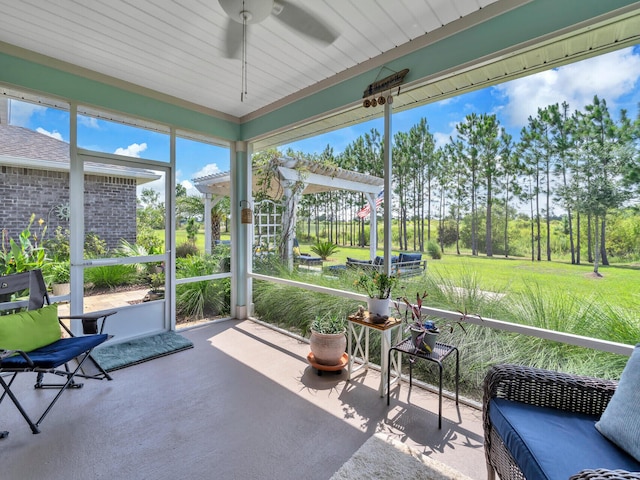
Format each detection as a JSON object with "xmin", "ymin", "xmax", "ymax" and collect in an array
[
  {"xmin": 185, "ymin": 218, "xmax": 199, "ymax": 243},
  {"xmin": 310, "ymin": 240, "xmax": 339, "ymax": 260},
  {"xmin": 43, "ymin": 226, "xmax": 70, "ymax": 261},
  {"xmin": 396, "ymin": 291, "xmax": 470, "ymax": 352},
  {"xmin": 149, "ymin": 271, "xmax": 165, "ymax": 291},
  {"xmin": 355, "ymin": 271, "xmax": 398, "ymax": 299},
  {"xmin": 84, "ymin": 232, "xmax": 107, "ymax": 257},
  {"xmin": 84, "ymin": 264, "xmax": 138, "ymax": 289},
  {"xmin": 310, "ymin": 313, "xmax": 346, "ymax": 335},
  {"xmin": 42, "ymin": 261, "xmax": 70, "ymax": 284},
  {"xmin": 0, "ymin": 214, "xmax": 47, "ymax": 275},
  {"xmin": 136, "ymin": 225, "xmax": 164, "ymax": 254}
]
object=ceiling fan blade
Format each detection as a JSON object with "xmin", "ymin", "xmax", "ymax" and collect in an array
[
  {"xmin": 223, "ymin": 18, "xmax": 243, "ymax": 59},
  {"xmin": 273, "ymin": 1, "xmax": 338, "ymax": 46}
]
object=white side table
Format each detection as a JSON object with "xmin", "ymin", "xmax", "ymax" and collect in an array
[{"xmin": 347, "ymin": 312, "xmax": 403, "ymax": 397}]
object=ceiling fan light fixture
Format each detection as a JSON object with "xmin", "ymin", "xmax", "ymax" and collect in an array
[{"xmin": 219, "ymin": 0, "xmax": 273, "ymax": 24}]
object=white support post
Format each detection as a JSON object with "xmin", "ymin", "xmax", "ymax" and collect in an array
[
  {"xmin": 383, "ymin": 98, "xmax": 393, "ymax": 276},
  {"xmin": 366, "ymin": 192, "xmax": 377, "ymax": 261},
  {"xmin": 204, "ymin": 193, "xmax": 212, "ymax": 254}
]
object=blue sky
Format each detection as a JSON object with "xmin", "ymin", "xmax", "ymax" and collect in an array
[
  {"xmin": 284, "ymin": 45, "xmax": 640, "ymax": 154},
  {"xmin": 9, "ymin": 45, "xmax": 640, "ymax": 198}
]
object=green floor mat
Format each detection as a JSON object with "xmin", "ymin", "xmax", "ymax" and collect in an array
[{"xmin": 92, "ymin": 331, "xmax": 194, "ymax": 371}]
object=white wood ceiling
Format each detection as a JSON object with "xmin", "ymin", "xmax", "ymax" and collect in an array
[
  {"xmin": 0, "ymin": 0, "xmax": 502, "ymax": 121},
  {"xmin": 1, "ymin": 0, "xmax": 638, "ymax": 149}
]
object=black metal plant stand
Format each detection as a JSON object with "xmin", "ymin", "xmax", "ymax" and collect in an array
[{"xmin": 387, "ymin": 338, "xmax": 459, "ymax": 429}]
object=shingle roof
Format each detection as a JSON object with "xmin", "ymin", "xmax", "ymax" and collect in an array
[
  {"xmin": 0, "ymin": 123, "xmax": 69, "ymax": 162},
  {"xmin": 0, "ymin": 123, "xmax": 160, "ymax": 184}
]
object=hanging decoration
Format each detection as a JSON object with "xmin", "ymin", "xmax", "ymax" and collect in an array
[
  {"xmin": 240, "ymin": 200, "xmax": 253, "ymax": 224},
  {"xmin": 362, "ymin": 67, "xmax": 409, "ymax": 109}
]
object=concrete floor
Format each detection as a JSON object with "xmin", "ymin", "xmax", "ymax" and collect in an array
[{"xmin": 0, "ymin": 320, "xmax": 487, "ymax": 480}]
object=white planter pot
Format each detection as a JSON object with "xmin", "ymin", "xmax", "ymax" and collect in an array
[
  {"xmin": 367, "ymin": 297, "xmax": 390, "ymax": 316},
  {"xmin": 52, "ymin": 283, "xmax": 70, "ymax": 296},
  {"xmin": 309, "ymin": 330, "xmax": 347, "ymax": 366}
]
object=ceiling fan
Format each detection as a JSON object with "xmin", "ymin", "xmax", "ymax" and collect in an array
[{"xmin": 218, "ymin": 0, "xmax": 338, "ymax": 59}]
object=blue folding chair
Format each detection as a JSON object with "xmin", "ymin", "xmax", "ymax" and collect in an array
[{"xmin": 0, "ymin": 269, "xmax": 114, "ymax": 436}]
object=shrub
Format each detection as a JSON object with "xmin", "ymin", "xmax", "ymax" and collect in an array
[
  {"xmin": 253, "ymin": 253, "xmax": 290, "ymax": 276},
  {"xmin": 185, "ymin": 218, "xmax": 199, "ymax": 243},
  {"xmin": 176, "ymin": 242, "xmax": 199, "ymax": 258},
  {"xmin": 137, "ymin": 225, "xmax": 164, "ymax": 254},
  {"xmin": 175, "ymin": 255, "xmax": 230, "ymax": 318},
  {"xmin": 85, "ymin": 264, "xmax": 138, "ymax": 289},
  {"xmin": 84, "ymin": 232, "xmax": 107, "ymax": 257},
  {"xmin": 253, "ymin": 280, "xmax": 358, "ymax": 336},
  {"xmin": 43, "ymin": 226, "xmax": 70, "ymax": 261},
  {"xmin": 427, "ymin": 240, "xmax": 442, "ymax": 259}
]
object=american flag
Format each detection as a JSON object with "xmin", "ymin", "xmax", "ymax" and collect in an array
[{"xmin": 356, "ymin": 191, "xmax": 384, "ymax": 219}]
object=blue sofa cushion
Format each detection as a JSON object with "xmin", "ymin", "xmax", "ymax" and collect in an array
[
  {"xmin": 346, "ymin": 257, "xmax": 371, "ymax": 265},
  {"xmin": 596, "ymin": 344, "xmax": 640, "ymax": 461},
  {"xmin": 399, "ymin": 252, "xmax": 422, "ymax": 263},
  {"xmin": 490, "ymin": 398, "xmax": 640, "ymax": 480},
  {"xmin": 372, "ymin": 256, "xmax": 399, "ymax": 265}
]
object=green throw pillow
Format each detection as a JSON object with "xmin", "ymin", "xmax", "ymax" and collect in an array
[
  {"xmin": 0, "ymin": 305, "xmax": 61, "ymax": 352},
  {"xmin": 595, "ymin": 344, "xmax": 640, "ymax": 462}
]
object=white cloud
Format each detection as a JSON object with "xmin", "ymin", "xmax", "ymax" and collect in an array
[
  {"xmin": 495, "ymin": 47, "xmax": 640, "ymax": 127},
  {"xmin": 114, "ymin": 142, "xmax": 147, "ymax": 157},
  {"xmin": 8, "ymin": 100, "xmax": 46, "ymax": 126},
  {"xmin": 79, "ymin": 116, "xmax": 100, "ymax": 129},
  {"xmin": 433, "ymin": 121, "xmax": 459, "ymax": 148},
  {"xmin": 137, "ymin": 170, "xmax": 166, "ymax": 204},
  {"xmin": 175, "ymin": 166, "xmax": 221, "ymax": 197},
  {"xmin": 192, "ymin": 163, "xmax": 221, "ymax": 179},
  {"xmin": 181, "ymin": 179, "xmax": 201, "ymax": 196},
  {"xmin": 36, "ymin": 127, "xmax": 64, "ymax": 141}
]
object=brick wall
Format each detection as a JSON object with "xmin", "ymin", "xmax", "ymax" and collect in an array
[{"xmin": 1, "ymin": 166, "xmax": 137, "ymax": 250}]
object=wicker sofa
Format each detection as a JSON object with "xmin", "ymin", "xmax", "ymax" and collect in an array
[{"xmin": 483, "ymin": 364, "xmax": 640, "ymax": 480}]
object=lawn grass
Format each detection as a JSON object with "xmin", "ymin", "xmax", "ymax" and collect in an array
[
  {"xmin": 425, "ymin": 255, "xmax": 639, "ymax": 311},
  {"xmin": 167, "ymin": 231, "xmax": 638, "ymax": 311},
  {"xmin": 298, "ymin": 241, "xmax": 639, "ymax": 311}
]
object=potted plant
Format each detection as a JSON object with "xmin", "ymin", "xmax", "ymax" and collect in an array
[
  {"xmin": 396, "ymin": 292, "xmax": 468, "ymax": 353},
  {"xmin": 143, "ymin": 270, "xmax": 165, "ymax": 301},
  {"xmin": 355, "ymin": 270, "xmax": 398, "ymax": 316},
  {"xmin": 44, "ymin": 261, "xmax": 71, "ymax": 296},
  {"xmin": 309, "ymin": 313, "xmax": 347, "ymax": 366}
]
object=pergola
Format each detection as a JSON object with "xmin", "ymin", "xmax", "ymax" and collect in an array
[{"xmin": 193, "ymin": 157, "xmax": 384, "ymax": 267}]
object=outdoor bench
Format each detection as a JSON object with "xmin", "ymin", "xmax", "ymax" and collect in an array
[{"xmin": 483, "ymin": 362, "xmax": 640, "ymax": 480}]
